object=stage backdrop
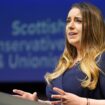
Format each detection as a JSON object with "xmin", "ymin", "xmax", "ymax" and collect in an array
[{"xmin": 0, "ymin": 0, "xmax": 105, "ymax": 82}]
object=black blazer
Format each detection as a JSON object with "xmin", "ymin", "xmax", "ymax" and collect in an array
[{"xmin": 46, "ymin": 52, "xmax": 105, "ymax": 100}]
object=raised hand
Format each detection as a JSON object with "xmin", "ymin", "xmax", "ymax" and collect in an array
[
  {"xmin": 51, "ymin": 87, "xmax": 87, "ymax": 105},
  {"xmin": 13, "ymin": 89, "xmax": 38, "ymax": 101}
]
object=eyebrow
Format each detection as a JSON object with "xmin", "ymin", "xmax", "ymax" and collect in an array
[{"xmin": 67, "ymin": 16, "xmax": 82, "ymax": 20}]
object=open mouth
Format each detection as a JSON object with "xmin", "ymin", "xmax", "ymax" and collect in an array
[{"xmin": 68, "ymin": 32, "xmax": 77, "ymax": 36}]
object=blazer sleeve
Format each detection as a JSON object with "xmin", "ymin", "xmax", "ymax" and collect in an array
[
  {"xmin": 46, "ymin": 84, "xmax": 60, "ymax": 101},
  {"xmin": 98, "ymin": 52, "xmax": 105, "ymax": 98},
  {"xmin": 46, "ymin": 75, "xmax": 63, "ymax": 101},
  {"xmin": 46, "ymin": 84, "xmax": 53, "ymax": 100}
]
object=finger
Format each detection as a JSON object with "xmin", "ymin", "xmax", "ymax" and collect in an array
[
  {"xmin": 13, "ymin": 89, "xmax": 26, "ymax": 95},
  {"xmin": 53, "ymin": 87, "xmax": 66, "ymax": 95},
  {"xmin": 51, "ymin": 95, "xmax": 64, "ymax": 99},
  {"xmin": 32, "ymin": 92, "xmax": 37, "ymax": 96},
  {"xmin": 12, "ymin": 95, "xmax": 24, "ymax": 98},
  {"xmin": 32, "ymin": 92, "xmax": 38, "ymax": 101},
  {"xmin": 51, "ymin": 100, "xmax": 61, "ymax": 105}
]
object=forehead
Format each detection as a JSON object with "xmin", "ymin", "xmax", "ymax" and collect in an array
[{"xmin": 67, "ymin": 7, "xmax": 82, "ymax": 18}]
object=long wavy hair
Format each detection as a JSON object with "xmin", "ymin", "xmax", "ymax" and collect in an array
[{"xmin": 45, "ymin": 2, "xmax": 105, "ymax": 90}]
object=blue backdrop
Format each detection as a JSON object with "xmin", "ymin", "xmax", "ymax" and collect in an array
[{"xmin": 0, "ymin": 0, "xmax": 105, "ymax": 82}]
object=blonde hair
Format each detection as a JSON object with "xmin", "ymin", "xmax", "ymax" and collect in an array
[{"xmin": 45, "ymin": 2, "xmax": 105, "ymax": 90}]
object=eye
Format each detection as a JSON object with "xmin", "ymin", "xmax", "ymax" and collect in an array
[
  {"xmin": 75, "ymin": 18, "xmax": 82, "ymax": 23},
  {"xmin": 66, "ymin": 19, "xmax": 71, "ymax": 24}
]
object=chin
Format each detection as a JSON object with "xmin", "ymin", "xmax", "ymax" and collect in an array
[
  {"xmin": 68, "ymin": 40, "xmax": 80, "ymax": 47},
  {"xmin": 69, "ymin": 41, "xmax": 78, "ymax": 44}
]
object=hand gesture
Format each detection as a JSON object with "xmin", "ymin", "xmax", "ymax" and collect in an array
[
  {"xmin": 51, "ymin": 87, "xmax": 87, "ymax": 105},
  {"xmin": 13, "ymin": 89, "xmax": 38, "ymax": 101}
]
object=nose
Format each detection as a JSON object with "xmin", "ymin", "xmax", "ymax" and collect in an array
[{"xmin": 68, "ymin": 21, "xmax": 75, "ymax": 29}]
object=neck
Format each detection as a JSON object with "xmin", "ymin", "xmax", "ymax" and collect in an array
[{"xmin": 75, "ymin": 48, "xmax": 82, "ymax": 62}]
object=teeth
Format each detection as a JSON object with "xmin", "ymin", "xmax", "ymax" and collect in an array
[
  {"xmin": 69, "ymin": 32, "xmax": 76, "ymax": 35},
  {"xmin": 70, "ymin": 33, "xmax": 74, "ymax": 35}
]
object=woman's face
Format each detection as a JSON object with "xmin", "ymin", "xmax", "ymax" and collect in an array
[{"xmin": 66, "ymin": 7, "xmax": 82, "ymax": 48}]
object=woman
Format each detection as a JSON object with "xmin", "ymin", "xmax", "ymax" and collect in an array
[{"xmin": 13, "ymin": 2, "xmax": 105, "ymax": 105}]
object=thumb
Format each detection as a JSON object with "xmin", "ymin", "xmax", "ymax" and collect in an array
[
  {"xmin": 33, "ymin": 92, "xmax": 37, "ymax": 96},
  {"xmin": 32, "ymin": 92, "xmax": 38, "ymax": 101}
]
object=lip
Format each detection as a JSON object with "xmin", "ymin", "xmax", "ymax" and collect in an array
[{"xmin": 68, "ymin": 32, "xmax": 77, "ymax": 36}]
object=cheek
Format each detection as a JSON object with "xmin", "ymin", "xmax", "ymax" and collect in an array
[
  {"xmin": 76, "ymin": 25, "xmax": 82, "ymax": 36},
  {"xmin": 76, "ymin": 24, "xmax": 82, "ymax": 30}
]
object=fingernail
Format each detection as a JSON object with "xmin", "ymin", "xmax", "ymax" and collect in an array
[
  {"xmin": 13, "ymin": 89, "xmax": 16, "ymax": 92},
  {"xmin": 51, "ymin": 95, "xmax": 53, "ymax": 98},
  {"xmin": 33, "ymin": 92, "xmax": 37, "ymax": 95}
]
